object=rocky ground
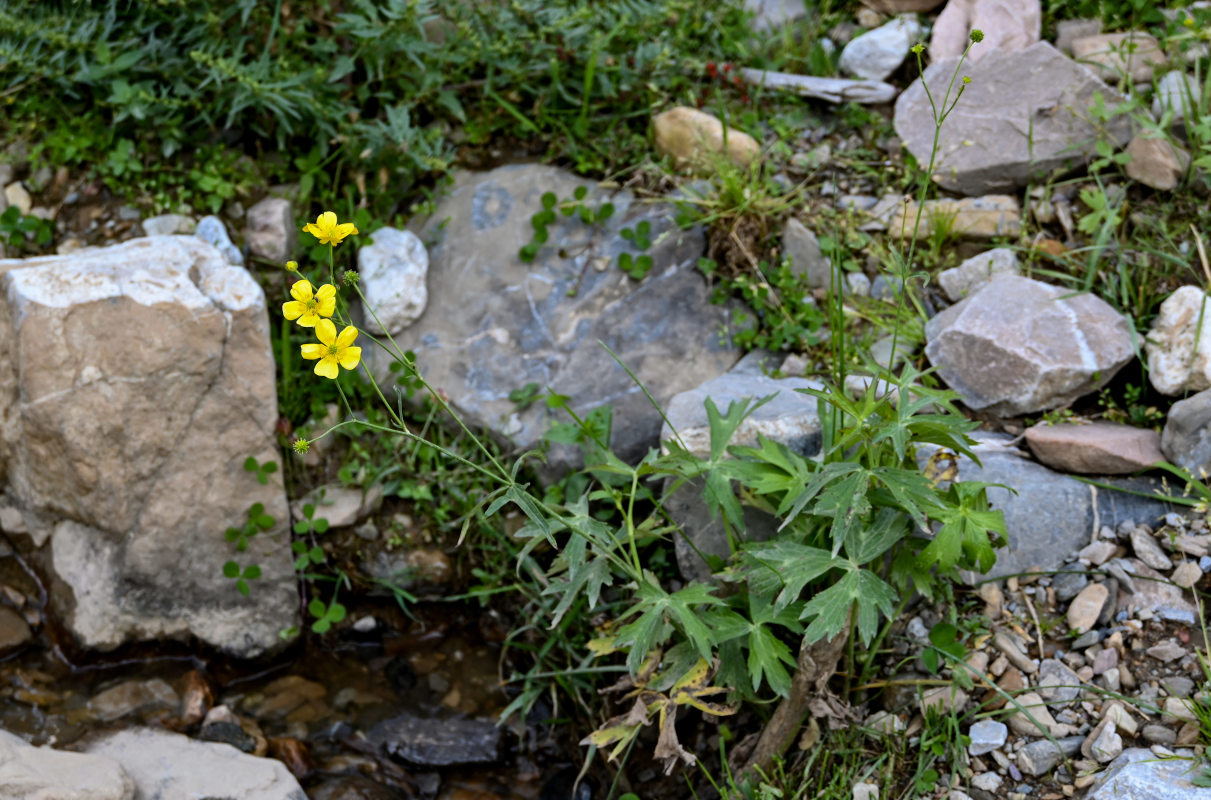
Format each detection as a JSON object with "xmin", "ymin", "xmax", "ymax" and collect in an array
[{"xmin": 0, "ymin": 0, "xmax": 1210, "ymax": 798}]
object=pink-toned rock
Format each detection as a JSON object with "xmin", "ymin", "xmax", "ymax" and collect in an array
[
  {"xmin": 1125, "ymin": 135, "xmax": 1190, "ymax": 191},
  {"xmin": 1067, "ymin": 582, "xmax": 1109, "ymax": 633},
  {"xmin": 1025, "ymin": 421, "xmax": 1164, "ymax": 474},
  {"xmin": 930, "ymin": 0, "xmax": 1041, "ymax": 61}
]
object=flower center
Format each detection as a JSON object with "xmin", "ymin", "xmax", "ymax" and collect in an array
[
  {"xmin": 328, "ymin": 344, "xmax": 341, "ymax": 356},
  {"xmin": 304, "ymin": 298, "xmax": 318, "ymax": 312}
]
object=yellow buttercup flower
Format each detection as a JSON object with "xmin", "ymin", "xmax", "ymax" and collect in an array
[
  {"xmin": 282, "ymin": 279, "xmax": 336, "ymax": 328},
  {"xmin": 285, "ymin": 260, "xmax": 298, "ymax": 272},
  {"xmin": 303, "ymin": 211, "xmax": 358, "ymax": 247},
  {"xmin": 301, "ymin": 318, "xmax": 361, "ymax": 379}
]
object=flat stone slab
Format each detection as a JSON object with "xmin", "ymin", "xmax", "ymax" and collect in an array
[
  {"xmin": 368, "ymin": 712, "xmax": 501, "ymax": 767},
  {"xmin": 1025, "ymin": 421, "xmax": 1164, "ymax": 474},
  {"xmin": 383, "ymin": 165, "xmax": 740, "ymax": 469}
]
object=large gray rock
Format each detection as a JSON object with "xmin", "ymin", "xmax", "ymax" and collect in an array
[
  {"xmin": 919, "ymin": 434, "xmax": 1181, "ymax": 580},
  {"xmin": 1163, "ymin": 388, "xmax": 1211, "ymax": 475},
  {"xmin": 659, "ymin": 354, "xmax": 823, "ymax": 580},
  {"xmin": 0, "ymin": 729, "xmax": 134, "ymax": 800},
  {"xmin": 895, "ymin": 42, "xmax": 1132, "ymax": 196},
  {"xmin": 0, "ymin": 236, "xmax": 298, "ymax": 657},
  {"xmin": 384, "ymin": 165, "xmax": 739, "ymax": 468},
  {"xmin": 1087, "ymin": 748, "xmax": 1209, "ymax": 799},
  {"xmin": 83, "ymin": 728, "xmax": 306, "ymax": 800},
  {"xmin": 358, "ymin": 227, "xmax": 429, "ymax": 334},
  {"xmin": 924, "ymin": 275, "xmax": 1133, "ymax": 416}
]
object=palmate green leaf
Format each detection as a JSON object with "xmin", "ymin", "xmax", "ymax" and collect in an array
[
  {"xmin": 614, "ymin": 580, "xmax": 723, "ymax": 674},
  {"xmin": 781, "ymin": 460, "xmax": 866, "ymax": 530},
  {"xmin": 544, "ymin": 555, "xmax": 612, "ymax": 627},
  {"xmin": 727, "ymin": 436, "xmax": 818, "ymax": 504},
  {"xmin": 704, "ymin": 468, "xmax": 746, "ymax": 539},
  {"xmin": 742, "ymin": 541, "xmax": 838, "ymax": 613},
  {"xmin": 842, "ymin": 507, "xmax": 910, "ymax": 564},
  {"xmin": 749, "ymin": 625, "xmax": 795, "ymax": 697},
  {"xmin": 704, "ymin": 396, "xmax": 774, "ymax": 463},
  {"xmin": 918, "ymin": 481, "xmax": 1006, "ymax": 574},
  {"xmin": 869, "ymin": 466, "xmax": 941, "ymax": 530},
  {"xmin": 801, "ymin": 568, "xmax": 897, "ymax": 646}
]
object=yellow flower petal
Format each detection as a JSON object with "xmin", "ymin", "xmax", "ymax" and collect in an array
[
  {"xmin": 314, "ymin": 318, "xmax": 337, "ymax": 346},
  {"xmin": 300, "ymin": 343, "xmax": 326, "ymax": 360},
  {"xmin": 335, "ymin": 325, "xmax": 359, "ymax": 348},
  {"xmin": 282, "ymin": 300, "xmax": 305, "ymax": 321},
  {"xmin": 318, "ymin": 211, "xmax": 337, "ymax": 229},
  {"xmin": 289, "ymin": 279, "xmax": 314, "ymax": 303},
  {"xmin": 314, "ymin": 356, "xmax": 339, "ymax": 379},
  {"xmin": 338, "ymin": 346, "xmax": 362, "ymax": 370},
  {"xmin": 314, "ymin": 284, "xmax": 337, "ymax": 317}
]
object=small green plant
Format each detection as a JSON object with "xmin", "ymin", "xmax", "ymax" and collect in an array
[
  {"xmin": 243, "ymin": 456, "xmax": 278, "ymax": 486},
  {"xmin": 619, "ymin": 219, "xmax": 654, "ymax": 279},
  {"xmin": 0, "ymin": 206, "xmax": 53, "ymax": 251},
  {"xmin": 225, "ymin": 502, "xmax": 275, "ymax": 552},
  {"xmin": 222, "ymin": 561, "xmax": 262, "ymax": 596},
  {"xmin": 291, "ymin": 502, "xmax": 330, "ymax": 536},
  {"xmin": 308, "ymin": 592, "xmax": 348, "ymax": 634},
  {"xmin": 519, "ymin": 186, "xmax": 615, "ymax": 263}
]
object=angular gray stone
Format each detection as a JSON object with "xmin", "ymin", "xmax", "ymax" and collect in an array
[
  {"xmin": 937, "ymin": 248, "xmax": 1020, "ymax": 302},
  {"xmin": 968, "ymin": 719, "xmax": 1008, "ymax": 756},
  {"xmin": 1162, "ymin": 387, "xmax": 1211, "ymax": 474},
  {"xmin": 1052, "ymin": 571, "xmax": 1088, "ymax": 601},
  {"xmin": 782, "ymin": 217, "xmax": 830, "ymax": 289},
  {"xmin": 1129, "ymin": 527, "xmax": 1173, "ymax": 571},
  {"xmin": 924, "ymin": 275, "xmax": 1133, "ymax": 416},
  {"xmin": 0, "ymin": 237, "xmax": 298, "ymax": 657},
  {"xmin": 0, "ymin": 729, "xmax": 134, "ymax": 800},
  {"xmin": 358, "ymin": 227, "xmax": 428, "ymax": 334},
  {"xmin": 1086, "ymin": 719, "xmax": 1123, "ymax": 762},
  {"xmin": 381, "ymin": 165, "xmax": 740, "ymax": 472},
  {"xmin": 839, "ymin": 16, "xmax": 922, "ymax": 81},
  {"xmin": 1087, "ymin": 748, "xmax": 1209, "ymax": 799},
  {"xmin": 83, "ymin": 728, "xmax": 305, "ymax": 800},
  {"xmin": 895, "ymin": 42, "xmax": 1132, "ymax": 196},
  {"xmin": 1025, "ymin": 421, "xmax": 1164, "ymax": 475},
  {"xmin": 918, "ymin": 434, "xmax": 1181, "ymax": 580},
  {"xmin": 244, "ymin": 197, "xmax": 296, "ymax": 263},
  {"xmin": 1037, "ymin": 658, "xmax": 1082, "ymax": 707},
  {"xmin": 660, "ymin": 356, "xmax": 823, "ymax": 580},
  {"xmin": 1017, "ymin": 735, "xmax": 1084, "ymax": 776}
]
